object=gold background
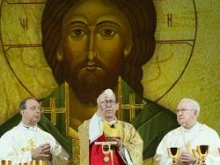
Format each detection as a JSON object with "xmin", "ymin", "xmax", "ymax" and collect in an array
[{"xmin": 0, "ymin": 0, "xmax": 219, "ymax": 164}]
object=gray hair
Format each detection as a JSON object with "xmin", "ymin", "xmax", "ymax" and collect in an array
[{"xmin": 180, "ymin": 98, "xmax": 200, "ymax": 115}]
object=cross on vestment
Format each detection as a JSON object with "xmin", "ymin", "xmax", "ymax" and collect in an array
[
  {"xmin": 186, "ymin": 141, "xmax": 191, "ymax": 151},
  {"xmin": 21, "ymin": 139, "xmax": 36, "ymax": 152}
]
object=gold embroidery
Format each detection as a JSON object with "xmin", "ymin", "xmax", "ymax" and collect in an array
[
  {"xmin": 186, "ymin": 141, "xmax": 191, "ymax": 151},
  {"xmin": 21, "ymin": 139, "xmax": 36, "ymax": 152},
  {"xmin": 103, "ymin": 121, "xmax": 123, "ymax": 138}
]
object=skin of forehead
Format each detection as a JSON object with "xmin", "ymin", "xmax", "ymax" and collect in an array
[
  {"xmin": 97, "ymin": 90, "xmax": 116, "ymax": 104},
  {"xmin": 26, "ymin": 99, "xmax": 40, "ymax": 107},
  {"xmin": 62, "ymin": 0, "xmax": 131, "ymax": 29},
  {"xmin": 101, "ymin": 94, "xmax": 115, "ymax": 101}
]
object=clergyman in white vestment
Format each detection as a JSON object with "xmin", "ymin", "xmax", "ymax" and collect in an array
[
  {"xmin": 154, "ymin": 98, "xmax": 220, "ymax": 165},
  {"xmin": 0, "ymin": 97, "xmax": 69, "ymax": 165}
]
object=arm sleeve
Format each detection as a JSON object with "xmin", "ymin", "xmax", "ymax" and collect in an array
[
  {"xmin": 122, "ymin": 123, "xmax": 144, "ymax": 165},
  {"xmin": 89, "ymin": 113, "xmax": 102, "ymax": 143},
  {"xmin": 48, "ymin": 135, "xmax": 69, "ymax": 165},
  {"xmin": 203, "ymin": 130, "xmax": 220, "ymax": 165},
  {"xmin": 0, "ymin": 133, "xmax": 32, "ymax": 164},
  {"xmin": 153, "ymin": 136, "xmax": 173, "ymax": 165},
  {"xmin": 118, "ymin": 145, "xmax": 134, "ymax": 165}
]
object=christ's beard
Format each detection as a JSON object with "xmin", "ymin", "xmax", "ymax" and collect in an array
[{"xmin": 68, "ymin": 67, "xmax": 119, "ymax": 104}]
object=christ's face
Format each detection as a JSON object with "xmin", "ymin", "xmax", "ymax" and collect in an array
[{"xmin": 58, "ymin": 0, "xmax": 132, "ymax": 104}]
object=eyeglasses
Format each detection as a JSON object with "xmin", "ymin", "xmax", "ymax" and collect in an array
[
  {"xmin": 176, "ymin": 109, "xmax": 195, "ymax": 114},
  {"xmin": 101, "ymin": 100, "xmax": 116, "ymax": 105}
]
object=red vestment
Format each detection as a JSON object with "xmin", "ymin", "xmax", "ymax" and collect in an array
[{"xmin": 89, "ymin": 134, "xmax": 126, "ymax": 165}]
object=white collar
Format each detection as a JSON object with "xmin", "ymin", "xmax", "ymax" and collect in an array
[
  {"xmin": 20, "ymin": 122, "xmax": 38, "ymax": 132},
  {"xmin": 181, "ymin": 122, "xmax": 200, "ymax": 133},
  {"xmin": 103, "ymin": 118, "xmax": 117, "ymax": 126}
]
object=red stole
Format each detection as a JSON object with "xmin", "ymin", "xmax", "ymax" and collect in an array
[{"xmin": 89, "ymin": 134, "xmax": 126, "ymax": 165}]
